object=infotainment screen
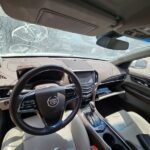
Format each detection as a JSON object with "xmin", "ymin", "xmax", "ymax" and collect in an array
[{"xmin": 74, "ymin": 71, "xmax": 96, "ymax": 85}]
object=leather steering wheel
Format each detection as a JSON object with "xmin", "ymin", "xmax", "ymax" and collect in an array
[{"xmin": 9, "ymin": 65, "xmax": 82, "ymax": 135}]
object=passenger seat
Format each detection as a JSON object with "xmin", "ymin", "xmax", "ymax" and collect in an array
[{"xmin": 105, "ymin": 110, "xmax": 150, "ymax": 149}]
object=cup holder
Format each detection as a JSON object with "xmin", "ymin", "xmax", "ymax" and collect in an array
[
  {"xmin": 103, "ymin": 133, "xmax": 115, "ymax": 146},
  {"xmin": 112, "ymin": 144, "xmax": 125, "ymax": 150},
  {"xmin": 103, "ymin": 133, "xmax": 125, "ymax": 150}
]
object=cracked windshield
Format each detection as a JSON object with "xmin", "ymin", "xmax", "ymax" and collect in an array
[{"xmin": 0, "ymin": 8, "xmax": 150, "ymax": 60}]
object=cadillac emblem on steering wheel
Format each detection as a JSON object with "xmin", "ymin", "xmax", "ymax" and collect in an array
[{"xmin": 47, "ymin": 96, "xmax": 59, "ymax": 107}]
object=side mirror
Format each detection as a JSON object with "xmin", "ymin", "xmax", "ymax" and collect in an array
[
  {"xmin": 96, "ymin": 36, "xmax": 129, "ymax": 50},
  {"xmin": 130, "ymin": 59, "xmax": 147, "ymax": 69}
]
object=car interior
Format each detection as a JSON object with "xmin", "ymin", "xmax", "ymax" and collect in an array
[{"xmin": 0, "ymin": 0, "xmax": 150, "ymax": 150}]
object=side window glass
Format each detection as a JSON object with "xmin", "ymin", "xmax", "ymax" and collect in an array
[{"xmin": 129, "ymin": 57, "xmax": 149, "ymax": 77}]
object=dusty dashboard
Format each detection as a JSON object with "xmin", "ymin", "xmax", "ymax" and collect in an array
[
  {"xmin": 0, "ymin": 69, "xmax": 98, "ymax": 110},
  {"xmin": 0, "ymin": 57, "xmax": 125, "ymax": 110}
]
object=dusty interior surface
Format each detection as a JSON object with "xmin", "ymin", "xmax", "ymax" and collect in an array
[{"xmin": 0, "ymin": 57, "xmax": 124, "ymax": 86}]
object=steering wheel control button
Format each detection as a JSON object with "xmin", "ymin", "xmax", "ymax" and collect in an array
[
  {"xmin": 18, "ymin": 92, "xmax": 37, "ymax": 113},
  {"xmin": 47, "ymin": 96, "xmax": 59, "ymax": 107},
  {"xmin": 20, "ymin": 100, "xmax": 36, "ymax": 109}
]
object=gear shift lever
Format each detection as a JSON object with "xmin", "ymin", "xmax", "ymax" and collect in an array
[
  {"xmin": 89, "ymin": 102, "xmax": 95, "ymax": 112},
  {"xmin": 85, "ymin": 102, "xmax": 106, "ymax": 132}
]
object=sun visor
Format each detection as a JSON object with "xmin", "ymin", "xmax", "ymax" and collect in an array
[
  {"xmin": 37, "ymin": 9, "xmax": 97, "ymax": 34},
  {"xmin": 0, "ymin": 0, "xmax": 116, "ymax": 36}
]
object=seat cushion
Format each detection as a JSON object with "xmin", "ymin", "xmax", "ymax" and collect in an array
[
  {"xmin": 106, "ymin": 110, "xmax": 150, "ymax": 149},
  {"xmin": 2, "ymin": 114, "xmax": 91, "ymax": 150},
  {"xmin": 2, "ymin": 128, "xmax": 24, "ymax": 150}
]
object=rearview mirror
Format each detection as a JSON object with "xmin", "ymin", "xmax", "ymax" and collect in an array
[{"xmin": 96, "ymin": 36, "xmax": 129, "ymax": 50}]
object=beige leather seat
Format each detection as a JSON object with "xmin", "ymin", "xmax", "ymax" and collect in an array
[
  {"xmin": 106, "ymin": 110, "xmax": 150, "ymax": 149},
  {"xmin": 2, "ymin": 115, "xmax": 91, "ymax": 150}
]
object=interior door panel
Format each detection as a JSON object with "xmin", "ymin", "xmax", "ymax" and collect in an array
[{"xmin": 123, "ymin": 75, "xmax": 150, "ymax": 120}]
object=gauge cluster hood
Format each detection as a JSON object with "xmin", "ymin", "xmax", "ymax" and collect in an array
[{"xmin": 1, "ymin": 0, "xmax": 150, "ymax": 38}]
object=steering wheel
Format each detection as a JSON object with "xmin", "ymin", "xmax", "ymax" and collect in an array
[{"xmin": 9, "ymin": 65, "xmax": 82, "ymax": 135}]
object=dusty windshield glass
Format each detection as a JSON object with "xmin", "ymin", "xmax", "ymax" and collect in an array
[{"xmin": 0, "ymin": 8, "xmax": 150, "ymax": 60}]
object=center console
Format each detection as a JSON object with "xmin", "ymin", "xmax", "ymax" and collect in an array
[
  {"xmin": 79, "ymin": 102, "xmax": 132, "ymax": 150},
  {"xmin": 73, "ymin": 71, "xmax": 97, "ymax": 105},
  {"xmin": 72, "ymin": 71, "xmax": 131, "ymax": 149}
]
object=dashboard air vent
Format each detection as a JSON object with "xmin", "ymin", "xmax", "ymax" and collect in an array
[
  {"xmin": 0, "ymin": 88, "xmax": 10, "ymax": 98},
  {"xmin": 103, "ymin": 74, "xmax": 126, "ymax": 83}
]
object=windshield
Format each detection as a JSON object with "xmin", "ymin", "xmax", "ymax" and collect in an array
[{"xmin": 0, "ymin": 8, "xmax": 150, "ymax": 60}]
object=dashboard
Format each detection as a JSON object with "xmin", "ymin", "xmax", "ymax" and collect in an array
[
  {"xmin": 0, "ymin": 57, "xmax": 126, "ymax": 110},
  {"xmin": 74, "ymin": 71, "xmax": 97, "ymax": 104}
]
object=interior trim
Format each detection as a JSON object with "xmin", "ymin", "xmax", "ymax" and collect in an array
[
  {"xmin": 96, "ymin": 91, "xmax": 125, "ymax": 101},
  {"xmin": 125, "ymin": 87, "xmax": 150, "ymax": 105}
]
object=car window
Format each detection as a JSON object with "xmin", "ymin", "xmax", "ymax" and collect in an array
[{"xmin": 129, "ymin": 57, "xmax": 150, "ymax": 78}]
